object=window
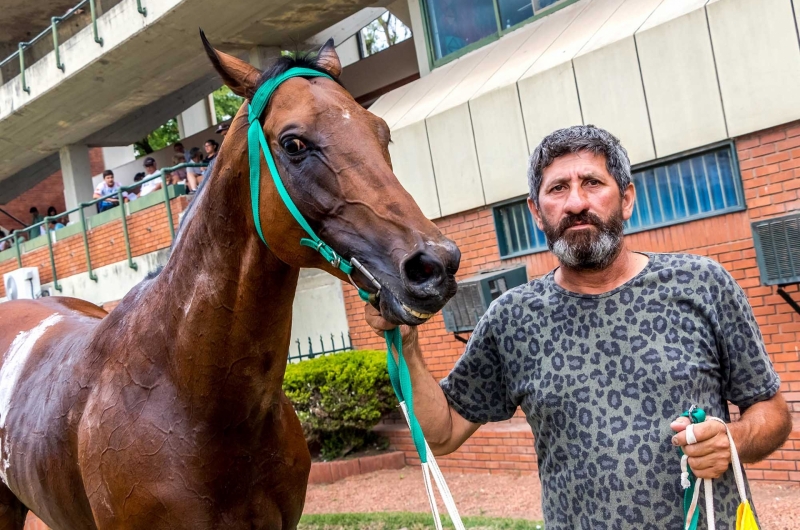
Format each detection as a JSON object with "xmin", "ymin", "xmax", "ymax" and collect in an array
[
  {"xmin": 358, "ymin": 11, "xmax": 412, "ymax": 58},
  {"xmin": 424, "ymin": 0, "xmax": 571, "ymax": 63},
  {"xmin": 493, "ymin": 144, "xmax": 744, "ymax": 259}
]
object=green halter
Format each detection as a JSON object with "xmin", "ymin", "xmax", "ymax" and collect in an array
[{"xmin": 247, "ymin": 67, "xmax": 429, "ymax": 462}]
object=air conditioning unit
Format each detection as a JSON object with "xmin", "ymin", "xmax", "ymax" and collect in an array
[
  {"xmin": 442, "ymin": 264, "xmax": 528, "ymax": 333},
  {"xmin": 3, "ymin": 268, "xmax": 41, "ymax": 300},
  {"xmin": 752, "ymin": 212, "xmax": 800, "ymax": 285}
]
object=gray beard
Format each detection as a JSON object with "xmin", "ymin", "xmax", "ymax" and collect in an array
[{"xmin": 551, "ymin": 229, "xmax": 622, "ymax": 270}]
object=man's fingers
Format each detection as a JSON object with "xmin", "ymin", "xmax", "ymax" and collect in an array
[
  {"xmin": 671, "ymin": 421, "xmax": 725, "ymax": 447},
  {"xmin": 364, "ymin": 303, "xmax": 396, "ymax": 333},
  {"xmin": 670, "ymin": 416, "xmax": 691, "ymax": 433}
]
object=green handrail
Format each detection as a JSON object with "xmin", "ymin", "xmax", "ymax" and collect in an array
[
  {"xmin": 52, "ymin": 17, "xmax": 65, "ymax": 72},
  {"xmin": 118, "ymin": 189, "xmax": 137, "ymax": 271},
  {"xmin": 137, "ymin": 0, "xmax": 147, "ymax": 16},
  {"xmin": 44, "ymin": 218, "xmax": 63, "ymax": 292},
  {"xmin": 19, "ymin": 43, "xmax": 30, "ymax": 94},
  {"xmin": 0, "ymin": 162, "xmax": 207, "ymax": 289},
  {"xmin": 89, "ymin": 0, "xmax": 103, "ymax": 46}
]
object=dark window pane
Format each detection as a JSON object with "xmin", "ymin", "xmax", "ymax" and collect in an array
[
  {"xmin": 691, "ymin": 157, "xmax": 712, "ymax": 213},
  {"xmin": 704, "ymin": 153, "xmax": 726, "ymax": 210},
  {"xmin": 534, "ymin": 0, "xmax": 566, "ymax": 10},
  {"xmin": 679, "ymin": 159, "xmax": 699, "ymax": 216},
  {"xmin": 494, "ymin": 200, "xmax": 547, "ymax": 257},
  {"xmin": 425, "ymin": 0, "xmax": 498, "ymax": 60},
  {"xmin": 498, "ymin": 0, "xmax": 534, "ymax": 29},
  {"xmin": 717, "ymin": 150, "xmax": 739, "ymax": 207},
  {"xmin": 666, "ymin": 163, "xmax": 687, "ymax": 219},
  {"xmin": 655, "ymin": 166, "xmax": 675, "ymax": 222}
]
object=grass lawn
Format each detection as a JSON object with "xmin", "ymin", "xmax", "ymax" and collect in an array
[{"xmin": 298, "ymin": 512, "xmax": 544, "ymax": 530}]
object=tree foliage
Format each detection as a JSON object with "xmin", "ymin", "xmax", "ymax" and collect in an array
[
  {"xmin": 213, "ymin": 85, "xmax": 244, "ymax": 122},
  {"xmin": 360, "ymin": 12, "xmax": 412, "ymax": 57},
  {"xmin": 134, "ymin": 118, "xmax": 180, "ymax": 158}
]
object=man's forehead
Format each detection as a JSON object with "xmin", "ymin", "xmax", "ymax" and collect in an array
[{"xmin": 542, "ymin": 151, "xmax": 609, "ymax": 179}]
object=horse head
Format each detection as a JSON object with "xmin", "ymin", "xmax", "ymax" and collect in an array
[{"xmin": 201, "ymin": 35, "xmax": 460, "ymax": 325}]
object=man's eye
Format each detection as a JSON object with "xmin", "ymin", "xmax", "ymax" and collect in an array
[
  {"xmin": 282, "ymin": 138, "xmax": 307, "ymax": 155},
  {"xmin": 551, "ymin": 185, "xmax": 566, "ymax": 192}
]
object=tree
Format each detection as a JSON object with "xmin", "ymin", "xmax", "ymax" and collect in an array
[
  {"xmin": 213, "ymin": 86, "xmax": 244, "ymax": 122},
  {"xmin": 360, "ymin": 12, "xmax": 411, "ymax": 57},
  {"xmin": 134, "ymin": 118, "xmax": 180, "ymax": 158}
]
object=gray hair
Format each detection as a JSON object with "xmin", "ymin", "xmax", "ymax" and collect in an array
[{"xmin": 527, "ymin": 125, "xmax": 631, "ymax": 207}]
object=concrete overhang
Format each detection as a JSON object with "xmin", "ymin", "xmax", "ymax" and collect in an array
[{"xmin": 0, "ymin": 0, "xmax": 381, "ymax": 184}]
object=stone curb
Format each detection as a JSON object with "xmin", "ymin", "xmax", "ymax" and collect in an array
[{"xmin": 308, "ymin": 451, "xmax": 406, "ymax": 485}]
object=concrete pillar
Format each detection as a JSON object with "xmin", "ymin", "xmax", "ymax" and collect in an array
[
  {"xmin": 248, "ymin": 46, "xmax": 281, "ymax": 70},
  {"xmin": 101, "ymin": 146, "xmax": 136, "ymax": 170},
  {"xmin": 177, "ymin": 99, "xmax": 213, "ymax": 139},
  {"xmin": 407, "ymin": 0, "xmax": 431, "ymax": 77},
  {"xmin": 59, "ymin": 145, "xmax": 94, "ymax": 223}
]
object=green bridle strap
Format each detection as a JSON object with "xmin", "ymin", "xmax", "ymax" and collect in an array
[
  {"xmin": 247, "ymin": 67, "xmax": 354, "ymax": 276},
  {"xmin": 248, "ymin": 66, "xmax": 427, "ymax": 464}
]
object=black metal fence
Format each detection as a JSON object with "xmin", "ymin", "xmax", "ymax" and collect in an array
[{"xmin": 288, "ymin": 332, "xmax": 353, "ymax": 362}]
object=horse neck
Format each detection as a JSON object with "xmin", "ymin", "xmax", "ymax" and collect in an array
[{"xmin": 144, "ymin": 154, "xmax": 299, "ymax": 410}]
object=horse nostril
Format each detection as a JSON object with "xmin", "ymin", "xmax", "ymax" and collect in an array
[{"xmin": 402, "ymin": 251, "xmax": 444, "ymax": 286}]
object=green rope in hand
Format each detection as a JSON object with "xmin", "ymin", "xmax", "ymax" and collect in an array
[
  {"xmin": 680, "ymin": 407, "xmax": 707, "ymax": 530},
  {"xmin": 358, "ymin": 290, "xmax": 428, "ymax": 464}
]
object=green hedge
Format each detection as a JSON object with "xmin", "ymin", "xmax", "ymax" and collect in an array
[{"xmin": 284, "ymin": 350, "xmax": 397, "ymax": 460}]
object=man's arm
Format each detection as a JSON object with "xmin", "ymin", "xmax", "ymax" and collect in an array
[
  {"xmin": 671, "ymin": 391, "xmax": 792, "ymax": 479},
  {"xmin": 365, "ymin": 304, "xmax": 481, "ymax": 456}
]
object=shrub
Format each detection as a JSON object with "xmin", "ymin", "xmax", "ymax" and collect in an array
[{"xmin": 284, "ymin": 349, "xmax": 396, "ymax": 460}]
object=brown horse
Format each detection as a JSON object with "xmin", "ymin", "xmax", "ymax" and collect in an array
[{"xmin": 0, "ymin": 39, "xmax": 459, "ymax": 529}]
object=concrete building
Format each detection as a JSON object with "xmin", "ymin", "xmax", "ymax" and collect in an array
[{"xmin": 1, "ymin": 0, "xmax": 799, "ymax": 485}]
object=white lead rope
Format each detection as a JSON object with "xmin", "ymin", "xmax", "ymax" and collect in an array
[
  {"xmin": 682, "ymin": 416, "xmax": 750, "ymax": 530},
  {"xmin": 398, "ymin": 402, "xmax": 465, "ymax": 530}
]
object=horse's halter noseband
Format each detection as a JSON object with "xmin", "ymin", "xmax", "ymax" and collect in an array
[{"xmin": 247, "ymin": 67, "xmax": 380, "ymax": 301}]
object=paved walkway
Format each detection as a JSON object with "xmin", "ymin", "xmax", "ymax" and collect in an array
[{"xmin": 305, "ymin": 468, "xmax": 800, "ymax": 529}]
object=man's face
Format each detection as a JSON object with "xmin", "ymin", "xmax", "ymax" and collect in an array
[
  {"xmin": 174, "ymin": 144, "xmax": 184, "ymax": 153},
  {"xmin": 145, "ymin": 165, "xmax": 155, "ymax": 174},
  {"xmin": 528, "ymin": 151, "xmax": 635, "ymax": 270},
  {"xmin": 104, "ymin": 174, "xmax": 114, "ymax": 186}
]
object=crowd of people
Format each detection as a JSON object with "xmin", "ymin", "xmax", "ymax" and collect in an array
[{"xmin": 0, "ymin": 121, "xmax": 229, "ymax": 251}]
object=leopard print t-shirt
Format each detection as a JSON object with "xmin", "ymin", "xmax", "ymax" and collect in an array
[{"xmin": 440, "ymin": 253, "xmax": 780, "ymax": 530}]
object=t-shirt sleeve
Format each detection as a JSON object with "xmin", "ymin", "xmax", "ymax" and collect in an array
[
  {"xmin": 710, "ymin": 263, "xmax": 781, "ymax": 409},
  {"xmin": 94, "ymin": 182, "xmax": 103, "ymax": 195},
  {"xmin": 439, "ymin": 308, "xmax": 518, "ymax": 424}
]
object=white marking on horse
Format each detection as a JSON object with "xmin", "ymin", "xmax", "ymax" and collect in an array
[
  {"xmin": 342, "ymin": 109, "xmax": 350, "ymax": 120},
  {"xmin": 0, "ymin": 314, "xmax": 63, "ymax": 484}
]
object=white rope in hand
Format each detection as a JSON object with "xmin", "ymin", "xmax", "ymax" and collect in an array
[
  {"xmin": 398, "ymin": 402, "xmax": 465, "ymax": 530},
  {"xmin": 681, "ymin": 416, "xmax": 750, "ymax": 530}
]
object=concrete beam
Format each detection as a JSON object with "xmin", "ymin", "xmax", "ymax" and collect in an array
[
  {"xmin": 59, "ymin": 145, "xmax": 94, "ymax": 223},
  {"xmin": 248, "ymin": 46, "xmax": 282, "ymax": 70},
  {"xmin": 306, "ymin": 7, "xmax": 386, "ymax": 46},
  {"xmin": 177, "ymin": 99, "xmax": 214, "ymax": 139}
]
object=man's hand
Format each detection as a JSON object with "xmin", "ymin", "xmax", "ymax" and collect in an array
[
  {"xmin": 364, "ymin": 303, "xmax": 417, "ymax": 346},
  {"xmin": 671, "ymin": 417, "xmax": 731, "ymax": 479}
]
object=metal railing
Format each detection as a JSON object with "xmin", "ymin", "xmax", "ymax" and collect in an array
[
  {"xmin": 0, "ymin": 162, "xmax": 206, "ymax": 292},
  {"xmin": 288, "ymin": 333, "xmax": 353, "ymax": 363},
  {"xmin": 0, "ymin": 0, "xmax": 148, "ymax": 92}
]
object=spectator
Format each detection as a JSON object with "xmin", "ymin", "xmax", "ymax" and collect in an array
[
  {"xmin": 171, "ymin": 154, "xmax": 188, "ymax": 185},
  {"xmin": 46, "ymin": 206, "xmax": 66, "ymax": 232},
  {"xmin": 29, "ymin": 207, "xmax": 45, "ymax": 239},
  {"xmin": 216, "ymin": 122, "xmax": 230, "ymax": 138},
  {"xmin": 139, "ymin": 157, "xmax": 163, "ymax": 197},
  {"xmin": 93, "ymin": 170, "xmax": 126, "ymax": 213},
  {"xmin": 127, "ymin": 172, "xmax": 146, "ymax": 201},
  {"xmin": 0, "ymin": 229, "xmax": 7, "ymax": 251},
  {"xmin": 186, "ymin": 147, "xmax": 205, "ymax": 192},
  {"xmin": 173, "ymin": 142, "xmax": 191, "ymax": 163},
  {"xmin": 202, "ymin": 139, "xmax": 219, "ymax": 181}
]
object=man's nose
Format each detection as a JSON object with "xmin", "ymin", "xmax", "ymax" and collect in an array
[{"xmin": 563, "ymin": 186, "xmax": 590, "ymax": 214}]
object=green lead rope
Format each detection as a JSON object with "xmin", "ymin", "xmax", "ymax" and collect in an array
[
  {"xmin": 680, "ymin": 406, "xmax": 707, "ymax": 530},
  {"xmin": 358, "ymin": 290, "xmax": 428, "ymax": 464}
]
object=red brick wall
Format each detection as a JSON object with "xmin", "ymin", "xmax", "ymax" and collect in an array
[
  {"xmin": 346, "ymin": 121, "xmax": 800, "ymax": 480},
  {"xmin": 0, "ymin": 148, "xmax": 105, "ymax": 231}
]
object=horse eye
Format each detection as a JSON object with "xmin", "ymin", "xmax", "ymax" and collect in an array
[{"xmin": 282, "ymin": 138, "xmax": 307, "ymax": 156}]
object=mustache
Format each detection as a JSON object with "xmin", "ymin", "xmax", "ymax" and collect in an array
[{"xmin": 556, "ymin": 211, "xmax": 605, "ymax": 236}]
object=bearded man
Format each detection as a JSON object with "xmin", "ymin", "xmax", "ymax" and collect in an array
[{"xmin": 366, "ymin": 125, "xmax": 791, "ymax": 529}]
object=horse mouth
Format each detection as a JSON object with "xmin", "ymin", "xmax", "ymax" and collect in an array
[{"xmin": 401, "ymin": 303, "xmax": 434, "ymax": 321}]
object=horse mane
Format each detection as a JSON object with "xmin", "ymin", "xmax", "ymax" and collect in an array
[{"xmin": 255, "ymin": 49, "xmax": 343, "ymax": 91}]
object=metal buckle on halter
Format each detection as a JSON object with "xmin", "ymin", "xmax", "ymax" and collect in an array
[{"xmin": 330, "ymin": 255, "xmax": 341, "ymax": 268}]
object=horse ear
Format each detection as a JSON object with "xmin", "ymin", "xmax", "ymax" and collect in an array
[
  {"xmin": 200, "ymin": 29, "xmax": 260, "ymax": 99},
  {"xmin": 315, "ymin": 39, "xmax": 342, "ymax": 78}
]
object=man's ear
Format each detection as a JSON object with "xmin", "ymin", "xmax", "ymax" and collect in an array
[
  {"xmin": 527, "ymin": 197, "xmax": 544, "ymax": 231},
  {"xmin": 315, "ymin": 38, "xmax": 342, "ymax": 78},
  {"xmin": 200, "ymin": 29, "xmax": 260, "ymax": 99}
]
